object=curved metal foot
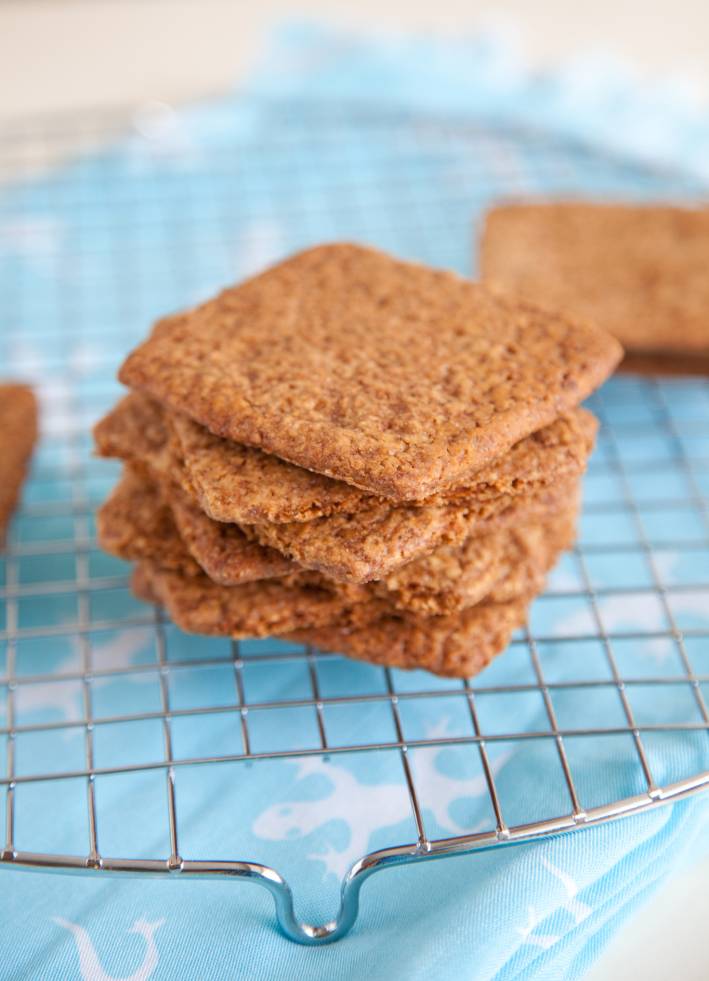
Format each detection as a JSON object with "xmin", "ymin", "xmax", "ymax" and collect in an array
[
  {"xmin": 258, "ymin": 846, "xmax": 426, "ymax": 944},
  {"xmin": 3, "ymin": 772, "xmax": 707, "ymax": 944}
]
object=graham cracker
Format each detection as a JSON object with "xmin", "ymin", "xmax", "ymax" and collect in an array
[
  {"xmin": 119, "ymin": 243, "xmax": 621, "ymax": 499},
  {"xmin": 245, "ymin": 479, "xmax": 581, "ymax": 583},
  {"xmin": 131, "ymin": 533, "xmax": 554, "ymax": 646},
  {"xmin": 97, "ymin": 467, "xmax": 290, "ymax": 585},
  {"xmin": 96, "ymin": 467, "xmax": 202, "ymax": 577},
  {"xmin": 132, "ymin": 562, "xmax": 385, "ymax": 638},
  {"xmin": 481, "ymin": 202, "xmax": 709, "ymax": 361},
  {"xmin": 172, "ymin": 398, "xmax": 595, "ymax": 524},
  {"xmin": 105, "ymin": 465, "xmax": 575, "ymax": 616},
  {"xmin": 289, "ymin": 595, "xmax": 533, "ymax": 678},
  {"xmin": 383, "ymin": 511, "xmax": 576, "ymax": 615},
  {"xmin": 169, "ymin": 491, "xmax": 294, "ymax": 584},
  {"xmin": 93, "ymin": 392, "xmax": 194, "ymax": 497},
  {"xmin": 94, "ymin": 390, "xmax": 593, "ymax": 585},
  {"xmin": 0, "ymin": 384, "xmax": 38, "ymax": 545}
]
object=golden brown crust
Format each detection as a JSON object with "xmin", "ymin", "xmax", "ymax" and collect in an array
[
  {"xmin": 118, "ymin": 243, "xmax": 621, "ymax": 499},
  {"xmin": 106, "ymin": 466, "xmax": 575, "ymax": 616},
  {"xmin": 169, "ymin": 491, "xmax": 295, "ymax": 584},
  {"xmin": 133, "ymin": 555, "xmax": 542, "ymax": 657},
  {"xmin": 171, "ymin": 402, "xmax": 596, "ymax": 524},
  {"xmin": 170, "ymin": 408, "xmax": 368, "ymax": 524},
  {"xmin": 133, "ymin": 562, "xmax": 383, "ymax": 638},
  {"xmin": 245, "ymin": 479, "xmax": 581, "ymax": 583},
  {"xmin": 94, "ymin": 392, "xmax": 168, "ymax": 466},
  {"xmin": 133, "ymin": 556, "xmax": 537, "ymax": 676},
  {"xmin": 93, "ymin": 393, "xmax": 195, "ymax": 497},
  {"xmin": 96, "ymin": 466, "xmax": 203, "ymax": 577},
  {"xmin": 289, "ymin": 596, "xmax": 532, "ymax": 678},
  {"xmin": 480, "ymin": 202, "xmax": 709, "ymax": 357},
  {"xmin": 97, "ymin": 392, "xmax": 597, "ymax": 526},
  {"xmin": 94, "ymin": 392, "xmax": 594, "ymax": 583},
  {"xmin": 385, "ymin": 511, "xmax": 576, "ymax": 614},
  {"xmin": 97, "ymin": 467, "xmax": 289, "ymax": 585},
  {"xmin": 0, "ymin": 383, "xmax": 38, "ymax": 545}
]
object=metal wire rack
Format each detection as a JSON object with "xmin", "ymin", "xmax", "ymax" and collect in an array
[{"xmin": 1, "ymin": 99, "xmax": 709, "ymax": 944}]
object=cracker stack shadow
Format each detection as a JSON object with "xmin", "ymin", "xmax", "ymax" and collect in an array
[{"xmin": 94, "ymin": 243, "xmax": 622, "ymax": 678}]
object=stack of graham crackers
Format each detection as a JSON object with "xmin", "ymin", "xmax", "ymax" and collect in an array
[{"xmin": 94, "ymin": 244, "xmax": 621, "ymax": 677}]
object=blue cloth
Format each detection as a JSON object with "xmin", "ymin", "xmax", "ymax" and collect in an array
[{"xmin": 1, "ymin": 21, "xmax": 709, "ymax": 981}]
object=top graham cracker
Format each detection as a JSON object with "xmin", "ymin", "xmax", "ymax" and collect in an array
[
  {"xmin": 480, "ymin": 202, "xmax": 709, "ymax": 356},
  {"xmin": 119, "ymin": 243, "xmax": 621, "ymax": 500}
]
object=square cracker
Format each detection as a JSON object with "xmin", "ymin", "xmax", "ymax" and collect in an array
[
  {"xmin": 119, "ymin": 243, "xmax": 621, "ymax": 499},
  {"xmin": 481, "ymin": 202, "xmax": 709, "ymax": 359},
  {"xmin": 98, "ymin": 446, "xmax": 584, "ymax": 587},
  {"xmin": 96, "ymin": 391, "xmax": 596, "ymax": 528},
  {"xmin": 0, "ymin": 384, "xmax": 38, "ymax": 545},
  {"xmin": 289, "ymin": 595, "xmax": 532, "ymax": 678},
  {"xmin": 245, "ymin": 478, "xmax": 581, "ymax": 583}
]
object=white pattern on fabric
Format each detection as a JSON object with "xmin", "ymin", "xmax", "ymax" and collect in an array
[
  {"xmin": 53, "ymin": 917, "xmax": 165, "ymax": 981},
  {"xmin": 253, "ymin": 720, "xmax": 512, "ymax": 879}
]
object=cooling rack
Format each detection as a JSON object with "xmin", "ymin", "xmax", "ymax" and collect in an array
[{"xmin": 1, "ymin": 99, "xmax": 709, "ymax": 944}]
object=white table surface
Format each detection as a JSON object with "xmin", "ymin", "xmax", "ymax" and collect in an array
[{"xmin": 2, "ymin": 3, "xmax": 708, "ymax": 979}]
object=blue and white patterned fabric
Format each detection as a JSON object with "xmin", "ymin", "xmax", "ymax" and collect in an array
[{"xmin": 1, "ymin": 22, "xmax": 709, "ymax": 981}]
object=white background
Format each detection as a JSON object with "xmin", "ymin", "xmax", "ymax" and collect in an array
[
  {"xmin": 2, "ymin": 3, "xmax": 708, "ymax": 979},
  {"xmin": 3, "ymin": 0, "xmax": 709, "ymax": 117}
]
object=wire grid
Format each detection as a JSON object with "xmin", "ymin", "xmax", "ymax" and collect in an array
[{"xmin": 1, "ymin": 101, "xmax": 709, "ymax": 942}]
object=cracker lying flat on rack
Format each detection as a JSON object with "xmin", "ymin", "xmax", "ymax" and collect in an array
[
  {"xmin": 119, "ymin": 243, "xmax": 621, "ymax": 499},
  {"xmin": 480, "ymin": 202, "xmax": 709, "ymax": 365},
  {"xmin": 0, "ymin": 383, "xmax": 38, "ymax": 545}
]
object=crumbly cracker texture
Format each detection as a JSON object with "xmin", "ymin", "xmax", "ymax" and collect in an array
[
  {"xmin": 133, "ymin": 557, "xmax": 537, "ymax": 677},
  {"xmin": 96, "ymin": 467, "xmax": 203, "ymax": 577},
  {"xmin": 98, "ymin": 466, "xmax": 292, "ymax": 585},
  {"xmin": 133, "ymin": 562, "xmax": 386, "ymax": 638},
  {"xmin": 94, "ymin": 393, "xmax": 195, "ymax": 498},
  {"xmin": 98, "ymin": 392, "xmax": 596, "ymax": 527},
  {"xmin": 112, "ymin": 466, "xmax": 576, "ymax": 616},
  {"xmin": 245, "ymin": 479, "xmax": 581, "ymax": 583},
  {"xmin": 290, "ymin": 595, "xmax": 532, "ymax": 678}
]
